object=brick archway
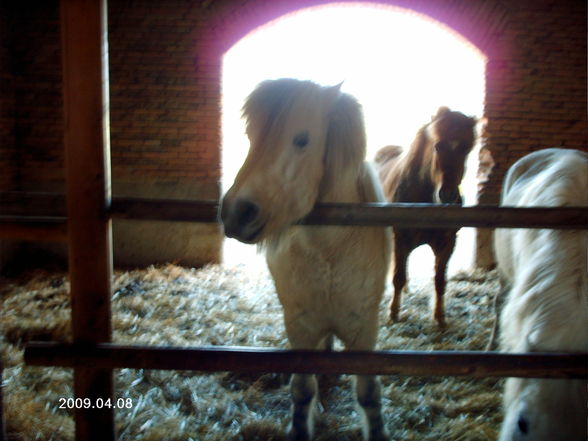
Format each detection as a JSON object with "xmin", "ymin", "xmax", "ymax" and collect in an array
[
  {"xmin": 203, "ymin": 0, "xmax": 586, "ymax": 268},
  {"xmin": 1, "ymin": 0, "xmax": 585, "ymax": 269},
  {"xmin": 207, "ymin": 1, "xmax": 507, "ymax": 59},
  {"xmin": 205, "ymin": 0, "xmax": 506, "ymax": 267}
]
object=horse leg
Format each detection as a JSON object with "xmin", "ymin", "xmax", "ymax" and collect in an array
[
  {"xmin": 486, "ymin": 293, "xmax": 500, "ymax": 351},
  {"xmin": 284, "ymin": 320, "xmax": 323, "ymax": 441},
  {"xmin": 389, "ymin": 238, "xmax": 409, "ymax": 322},
  {"xmin": 290, "ymin": 373, "xmax": 318, "ymax": 441},
  {"xmin": 316, "ymin": 334, "xmax": 337, "ymax": 411},
  {"xmin": 431, "ymin": 235, "xmax": 456, "ymax": 328},
  {"xmin": 345, "ymin": 322, "xmax": 388, "ymax": 441},
  {"xmin": 486, "ymin": 279, "xmax": 510, "ymax": 351},
  {"xmin": 355, "ymin": 375, "xmax": 387, "ymax": 441}
]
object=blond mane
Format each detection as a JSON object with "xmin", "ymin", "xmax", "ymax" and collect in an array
[
  {"xmin": 242, "ymin": 79, "xmax": 367, "ymax": 202},
  {"xmin": 242, "ymin": 78, "xmax": 301, "ymax": 151},
  {"xmin": 321, "ymin": 92, "xmax": 366, "ymax": 198}
]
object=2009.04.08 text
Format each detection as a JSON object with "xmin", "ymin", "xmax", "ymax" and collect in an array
[{"xmin": 58, "ymin": 398, "xmax": 133, "ymax": 409}]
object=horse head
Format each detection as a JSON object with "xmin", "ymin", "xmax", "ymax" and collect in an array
[
  {"xmin": 427, "ymin": 107, "xmax": 477, "ymax": 204},
  {"xmin": 500, "ymin": 377, "xmax": 587, "ymax": 441},
  {"xmin": 220, "ymin": 79, "xmax": 343, "ymax": 244}
]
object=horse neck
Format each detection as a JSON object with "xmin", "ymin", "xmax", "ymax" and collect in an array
[
  {"xmin": 518, "ymin": 229, "xmax": 586, "ymax": 290},
  {"xmin": 410, "ymin": 130, "xmax": 436, "ymax": 179},
  {"xmin": 318, "ymin": 166, "xmax": 363, "ymax": 203},
  {"xmin": 394, "ymin": 133, "xmax": 436, "ymax": 201},
  {"xmin": 507, "ymin": 229, "xmax": 588, "ymax": 351}
]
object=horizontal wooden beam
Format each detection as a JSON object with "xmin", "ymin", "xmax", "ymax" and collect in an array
[
  {"xmin": 110, "ymin": 197, "xmax": 219, "ymax": 223},
  {"xmin": 2, "ymin": 193, "xmax": 587, "ymax": 232},
  {"xmin": 25, "ymin": 342, "xmax": 588, "ymax": 379},
  {"xmin": 111, "ymin": 198, "xmax": 588, "ymax": 229},
  {"xmin": 302, "ymin": 202, "xmax": 588, "ymax": 229},
  {"xmin": 0, "ymin": 216, "xmax": 68, "ymax": 241},
  {"xmin": 0, "ymin": 191, "xmax": 66, "ymax": 217}
]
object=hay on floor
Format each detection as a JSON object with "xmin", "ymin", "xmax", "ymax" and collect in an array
[{"xmin": 1, "ymin": 261, "xmax": 502, "ymax": 441}]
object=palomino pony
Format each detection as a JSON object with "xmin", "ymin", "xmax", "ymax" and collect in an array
[
  {"xmin": 220, "ymin": 79, "xmax": 391, "ymax": 441},
  {"xmin": 374, "ymin": 107, "xmax": 477, "ymax": 327},
  {"xmin": 494, "ymin": 148, "xmax": 588, "ymax": 441}
]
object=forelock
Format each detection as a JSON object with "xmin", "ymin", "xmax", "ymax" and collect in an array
[
  {"xmin": 242, "ymin": 79, "xmax": 319, "ymax": 144},
  {"xmin": 428, "ymin": 109, "xmax": 476, "ymax": 141}
]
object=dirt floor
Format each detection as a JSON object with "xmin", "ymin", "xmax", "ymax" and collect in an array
[{"xmin": 1, "ymin": 256, "xmax": 503, "ymax": 441}]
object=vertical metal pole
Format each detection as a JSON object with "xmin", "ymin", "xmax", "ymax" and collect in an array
[{"xmin": 61, "ymin": 0, "xmax": 114, "ymax": 439}]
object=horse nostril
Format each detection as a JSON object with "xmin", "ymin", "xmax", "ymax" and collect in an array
[
  {"xmin": 439, "ymin": 189, "xmax": 461, "ymax": 204},
  {"xmin": 235, "ymin": 199, "xmax": 260, "ymax": 227},
  {"xmin": 517, "ymin": 415, "xmax": 529, "ymax": 434}
]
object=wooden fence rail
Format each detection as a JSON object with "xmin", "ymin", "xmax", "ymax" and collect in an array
[
  {"xmin": 111, "ymin": 198, "xmax": 588, "ymax": 229},
  {"xmin": 2, "ymin": 195, "xmax": 587, "ymax": 242},
  {"xmin": 0, "ymin": 216, "xmax": 68, "ymax": 241},
  {"xmin": 25, "ymin": 342, "xmax": 588, "ymax": 379}
]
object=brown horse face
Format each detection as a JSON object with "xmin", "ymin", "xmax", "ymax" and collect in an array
[
  {"xmin": 433, "ymin": 140, "xmax": 472, "ymax": 203},
  {"xmin": 430, "ymin": 110, "xmax": 477, "ymax": 204}
]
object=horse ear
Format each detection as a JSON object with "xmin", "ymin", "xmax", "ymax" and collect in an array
[
  {"xmin": 475, "ymin": 116, "xmax": 488, "ymax": 135},
  {"xmin": 331, "ymin": 81, "xmax": 344, "ymax": 91},
  {"xmin": 324, "ymin": 82, "xmax": 343, "ymax": 109},
  {"xmin": 433, "ymin": 106, "xmax": 451, "ymax": 120}
]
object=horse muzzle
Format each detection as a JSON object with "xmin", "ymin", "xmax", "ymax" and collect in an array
[
  {"xmin": 438, "ymin": 188, "xmax": 462, "ymax": 204},
  {"xmin": 220, "ymin": 197, "xmax": 266, "ymax": 244}
]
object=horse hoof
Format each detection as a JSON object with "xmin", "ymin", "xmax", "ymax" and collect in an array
[
  {"xmin": 434, "ymin": 316, "xmax": 446, "ymax": 329},
  {"xmin": 288, "ymin": 431, "xmax": 310, "ymax": 441},
  {"xmin": 288, "ymin": 427, "xmax": 311, "ymax": 441},
  {"xmin": 388, "ymin": 311, "xmax": 400, "ymax": 323},
  {"xmin": 366, "ymin": 429, "xmax": 389, "ymax": 441}
]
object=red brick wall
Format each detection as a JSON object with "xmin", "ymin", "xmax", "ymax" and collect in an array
[
  {"xmin": 1, "ymin": 0, "xmax": 586, "ymax": 266},
  {"xmin": 0, "ymin": 1, "xmax": 63, "ymax": 192},
  {"xmin": 108, "ymin": 1, "xmax": 221, "ymax": 189},
  {"xmin": 203, "ymin": 0, "xmax": 586, "ymax": 204},
  {"xmin": 481, "ymin": 0, "xmax": 587, "ymax": 203},
  {"xmin": 0, "ymin": 3, "xmax": 16, "ymax": 191}
]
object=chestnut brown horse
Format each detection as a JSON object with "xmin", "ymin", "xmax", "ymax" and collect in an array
[{"xmin": 375, "ymin": 107, "xmax": 477, "ymax": 327}]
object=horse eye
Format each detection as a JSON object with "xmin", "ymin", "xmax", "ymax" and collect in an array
[{"xmin": 293, "ymin": 132, "xmax": 309, "ymax": 149}]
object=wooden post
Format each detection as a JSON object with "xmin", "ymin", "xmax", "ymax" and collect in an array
[
  {"xmin": 0, "ymin": 360, "xmax": 5, "ymax": 441},
  {"xmin": 61, "ymin": 0, "xmax": 114, "ymax": 440}
]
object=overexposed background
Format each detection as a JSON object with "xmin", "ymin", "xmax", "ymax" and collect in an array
[{"xmin": 221, "ymin": 3, "xmax": 486, "ymax": 280}]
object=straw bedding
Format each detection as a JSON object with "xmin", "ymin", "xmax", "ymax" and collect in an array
[{"xmin": 1, "ymin": 258, "xmax": 502, "ymax": 441}]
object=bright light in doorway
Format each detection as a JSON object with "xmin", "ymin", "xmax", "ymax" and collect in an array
[
  {"xmin": 222, "ymin": 4, "xmax": 486, "ymax": 188},
  {"xmin": 221, "ymin": 3, "xmax": 486, "ymax": 273}
]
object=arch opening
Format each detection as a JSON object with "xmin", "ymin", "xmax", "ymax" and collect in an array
[{"xmin": 221, "ymin": 3, "xmax": 487, "ymax": 279}]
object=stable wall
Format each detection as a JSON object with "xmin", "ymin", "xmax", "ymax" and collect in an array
[{"xmin": 0, "ymin": 0, "xmax": 586, "ymax": 269}]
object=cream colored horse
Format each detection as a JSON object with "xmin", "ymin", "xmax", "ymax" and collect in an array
[
  {"xmin": 221, "ymin": 79, "xmax": 390, "ymax": 441},
  {"xmin": 494, "ymin": 148, "xmax": 588, "ymax": 441}
]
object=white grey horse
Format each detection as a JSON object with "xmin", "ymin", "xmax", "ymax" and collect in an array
[{"xmin": 494, "ymin": 148, "xmax": 588, "ymax": 441}]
